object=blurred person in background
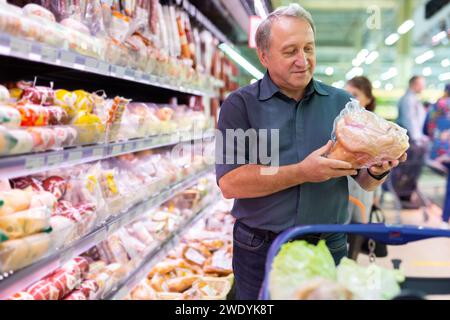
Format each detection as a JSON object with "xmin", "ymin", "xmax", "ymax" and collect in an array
[
  {"xmin": 424, "ymin": 84, "xmax": 450, "ymax": 224},
  {"xmin": 394, "ymin": 76, "xmax": 429, "ymax": 207},
  {"xmin": 345, "ymin": 76, "xmax": 385, "ymax": 259}
]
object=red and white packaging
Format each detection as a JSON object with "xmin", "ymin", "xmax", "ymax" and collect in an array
[
  {"xmin": 49, "ymin": 270, "xmax": 81, "ymax": 299},
  {"xmin": 8, "ymin": 292, "xmax": 35, "ymax": 300},
  {"xmin": 62, "ymin": 257, "xmax": 90, "ymax": 279},
  {"xmin": 26, "ymin": 280, "xmax": 60, "ymax": 300},
  {"xmin": 78, "ymin": 280, "xmax": 100, "ymax": 299},
  {"xmin": 63, "ymin": 290, "xmax": 87, "ymax": 300}
]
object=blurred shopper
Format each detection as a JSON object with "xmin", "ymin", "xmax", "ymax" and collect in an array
[
  {"xmin": 424, "ymin": 84, "xmax": 450, "ymax": 223},
  {"xmin": 345, "ymin": 76, "xmax": 387, "ymax": 259},
  {"xmin": 394, "ymin": 76, "xmax": 429, "ymax": 207},
  {"xmin": 216, "ymin": 4, "xmax": 405, "ymax": 300},
  {"xmin": 345, "ymin": 76, "xmax": 377, "ymax": 224}
]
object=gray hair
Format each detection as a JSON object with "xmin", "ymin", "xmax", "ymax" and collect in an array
[{"xmin": 255, "ymin": 3, "xmax": 315, "ymax": 52}]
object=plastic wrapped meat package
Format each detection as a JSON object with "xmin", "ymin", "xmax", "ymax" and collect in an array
[
  {"xmin": 117, "ymin": 102, "xmax": 160, "ymax": 140},
  {"xmin": 327, "ymin": 99, "xmax": 410, "ymax": 168},
  {"xmin": 97, "ymin": 167, "xmax": 125, "ymax": 216}
]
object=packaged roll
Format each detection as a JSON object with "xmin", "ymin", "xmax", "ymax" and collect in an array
[
  {"xmin": 0, "ymin": 126, "xmax": 19, "ymax": 155},
  {"xmin": 62, "ymin": 256, "xmax": 90, "ymax": 279},
  {"xmin": 27, "ymin": 127, "xmax": 57, "ymax": 151},
  {"xmin": 42, "ymin": 176, "xmax": 67, "ymax": 200},
  {"xmin": 23, "ymin": 3, "xmax": 56, "ymax": 22},
  {"xmin": 30, "ymin": 191, "xmax": 57, "ymax": 211},
  {"xmin": 328, "ymin": 100, "xmax": 410, "ymax": 168},
  {"xmin": 15, "ymin": 104, "xmax": 49, "ymax": 126},
  {"xmin": 8, "ymin": 129, "xmax": 34, "ymax": 155},
  {"xmin": 0, "ymin": 105, "xmax": 21, "ymax": 128},
  {"xmin": 21, "ymin": 86, "xmax": 55, "ymax": 106},
  {"xmin": 60, "ymin": 18, "xmax": 91, "ymax": 35},
  {"xmin": 26, "ymin": 279, "xmax": 60, "ymax": 300},
  {"xmin": 0, "ymin": 232, "xmax": 51, "ymax": 272},
  {"xmin": 50, "ymin": 269, "xmax": 81, "ymax": 299},
  {"xmin": 64, "ymin": 290, "xmax": 87, "ymax": 300},
  {"xmin": 54, "ymin": 89, "xmax": 77, "ymax": 118},
  {"xmin": 0, "ymin": 188, "xmax": 33, "ymax": 216},
  {"xmin": 49, "ymin": 215, "xmax": 76, "ymax": 248},
  {"xmin": 0, "ymin": 206, "xmax": 51, "ymax": 239},
  {"xmin": 79, "ymin": 279, "xmax": 100, "ymax": 299},
  {"xmin": 10, "ymin": 177, "xmax": 43, "ymax": 192},
  {"xmin": 0, "ymin": 85, "xmax": 10, "ymax": 102},
  {"xmin": 46, "ymin": 106, "xmax": 70, "ymax": 125}
]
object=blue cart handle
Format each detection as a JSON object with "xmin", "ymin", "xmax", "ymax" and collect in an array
[{"xmin": 259, "ymin": 224, "xmax": 450, "ymax": 300}]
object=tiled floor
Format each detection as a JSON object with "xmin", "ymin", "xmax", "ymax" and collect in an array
[{"xmin": 356, "ymin": 167, "xmax": 450, "ymax": 299}]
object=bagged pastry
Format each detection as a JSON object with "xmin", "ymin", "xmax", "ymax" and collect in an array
[{"xmin": 327, "ymin": 99, "xmax": 409, "ymax": 168}]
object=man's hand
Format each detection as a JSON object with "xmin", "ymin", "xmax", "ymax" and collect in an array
[
  {"xmin": 298, "ymin": 140, "xmax": 358, "ymax": 183},
  {"xmin": 368, "ymin": 152, "xmax": 408, "ymax": 176}
]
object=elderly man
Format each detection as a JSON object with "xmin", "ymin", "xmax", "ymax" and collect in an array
[{"xmin": 216, "ymin": 4, "xmax": 405, "ymax": 300}]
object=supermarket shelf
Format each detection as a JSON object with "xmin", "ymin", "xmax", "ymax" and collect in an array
[
  {"xmin": 0, "ymin": 167, "xmax": 214, "ymax": 300},
  {"xmin": 0, "ymin": 33, "xmax": 217, "ymax": 98},
  {"xmin": 105, "ymin": 198, "xmax": 219, "ymax": 300},
  {"xmin": 0, "ymin": 130, "xmax": 214, "ymax": 180}
]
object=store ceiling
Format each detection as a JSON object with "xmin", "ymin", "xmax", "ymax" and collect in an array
[{"xmin": 202, "ymin": 0, "xmax": 449, "ymax": 91}]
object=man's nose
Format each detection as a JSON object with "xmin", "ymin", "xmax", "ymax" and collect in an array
[{"xmin": 294, "ymin": 52, "xmax": 308, "ymax": 68}]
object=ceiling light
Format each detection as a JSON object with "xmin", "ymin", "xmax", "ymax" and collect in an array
[
  {"xmin": 432, "ymin": 31, "xmax": 447, "ymax": 45},
  {"xmin": 346, "ymin": 67, "xmax": 364, "ymax": 80},
  {"xmin": 325, "ymin": 67, "xmax": 334, "ymax": 76},
  {"xmin": 385, "ymin": 33, "xmax": 400, "ymax": 46},
  {"xmin": 439, "ymin": 72, "xmax": 450, "ymax": 82},
  {"xmin": 372, "ymin": 80, "xmax": 381, "ymax": 89},
  {"xmin": 397, "ymin": 20, "xmax": 415, "ymax": 35},
  {"xmin": 384, "ymin": 83, "xmax": 394, "ymax": 91},
  {"xmin": 254, "ymin": 0, "xmax": 268, "ymax": 19},
  {"xmin": 422, "ymin": 67, "xmax": 432, "ymax": 77},
  {"xmin": 442, "ymin": 58, "xmax": 450, "ymax": 68},
  {"xmin": 218, "ymin": 43, "xmax": 264, "ymax": 79},
  {"xmin": 332, "ymin": 81, "xmax": 345, "ymax": 88},
  {"xmin": 415, "ymin": 50, "xmax": 435, "ymax": 64},
  {"xmin": 381, "ymin": 67, "xmax": 398, "ymax": 81},
  {"xmin": 365, "ymin": 51, "xmax": 379, "ymax": 65}
]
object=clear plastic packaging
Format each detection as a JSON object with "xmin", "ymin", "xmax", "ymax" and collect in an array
[
  {"xmin": 0, "ymin": 206, "xmax": 51, "ymax": 240},
  {"xmin": 328, "ymin": 99, "xmax": 410, "ymax": 168},
  {"xmin": 0, "ymin": 232, "xmax": 52, "ymax": 273}
]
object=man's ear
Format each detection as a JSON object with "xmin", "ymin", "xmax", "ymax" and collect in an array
[{"xmin": 257, "ymin": 48, "xmax": 269, "ymax": 69}]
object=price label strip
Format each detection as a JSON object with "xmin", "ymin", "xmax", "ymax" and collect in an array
[
  {"xmin": 47, "ymin": 153, "xmax": 64, "ymax": 166},
  {"xmin": 25, "ymin": 156, "xmax": 45, "ymax": 170}
]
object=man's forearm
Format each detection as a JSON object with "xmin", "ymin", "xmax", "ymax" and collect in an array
[
  {"xmin": 219, "ymin": 164, "xmax": 304, "ymax": 199},
  {"xmin": 355, "ymin": 169, "xmax": 387, "ymax": 191}
]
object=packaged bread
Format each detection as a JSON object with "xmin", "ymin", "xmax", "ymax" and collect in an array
[
  {"xmin": 0, "ymin": 206, "xmax": 51, "ymax": 239},
  {"xmin": 327, "ymin": 100, "xmax": 409, "ymax": 168},
  {"xmin": 0, "ymin": 188, "xmax": 33, "ymax": 216},
  {"xmin": 0, "ymin": 105, "xmax": 21, "ymax": 128},
  {"xmin": 0, "ymin": 232, "xmax": 51, "ymax": 272},
  {"xmin": 23, "ymin": 3, "xmax": 56, "ymax": 22}
]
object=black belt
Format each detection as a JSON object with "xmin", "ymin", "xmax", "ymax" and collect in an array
[{"xmin": 236, "ymin": 220, "xmax": 322, "ymax": 243}]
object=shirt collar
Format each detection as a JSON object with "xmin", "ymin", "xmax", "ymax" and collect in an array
[{"xmin": 258, "ymin": 72, "xmax": 329, "ymax": 101}]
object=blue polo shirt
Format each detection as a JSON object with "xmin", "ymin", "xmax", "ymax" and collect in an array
[{"xmin": 216, "ymin": 72, "xmax": 353, "ymax": 233}]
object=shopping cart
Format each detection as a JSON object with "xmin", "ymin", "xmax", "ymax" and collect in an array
[{"xmin": 258, "ymin": 224, "xmax": 450, "ymax": 300}]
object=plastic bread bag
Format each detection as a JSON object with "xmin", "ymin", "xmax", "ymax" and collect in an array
[
  {"xmin": 0, "ymin": 232, "xmax": 52, "ymax": 273},
  {"xmin": 0, "ymin": 105, "xmax": 22, "ymax": 128},
  {"xmin": 327, "ymin": 99, "xmax": 410, "ymax": 169},
  {"xmin": 23, "ymin": 3, "xmax": 56, "ymax": 23}
]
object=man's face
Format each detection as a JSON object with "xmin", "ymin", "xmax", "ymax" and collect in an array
[
  {"xmin": 258, "ymin": 17, "xmax": 316, "ymax": 95},
  {"xmin": 412, "ymin": 77, "xmax": 426, "ymax": 93}
]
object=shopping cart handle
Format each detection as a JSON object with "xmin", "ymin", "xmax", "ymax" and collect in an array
[{"xmin": 259, "ymin": 224, "xmax": 450, "ymax": 300}]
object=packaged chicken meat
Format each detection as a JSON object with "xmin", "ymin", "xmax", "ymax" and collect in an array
[{"xmin": 327, "ymin": 100, "xmax": 410, "ymax": 168}]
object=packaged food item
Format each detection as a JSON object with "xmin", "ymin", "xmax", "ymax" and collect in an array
[
  {"xmin": 49, "ymin": 214, "xmax": 77, "ymax": 248},
  {"xmin": 53, "ymin": 126, "xmax": 78, "ymax": 148},
  {"xmin": 46, "ymin": 106, "xmax": 70, "ymax": 125},
  {"xmin": 54, "ymin": 89, "xmax": 77, "ymax": 118},
  {"xmin": 0, "ymin": 85, "xmax": 10, "ymax": 102},
  {"xmin": 23, "ymin": 3, "xmax": 56, "ymax": 22},
  {"xmin": 0, "ymin": 126, "xmax": 18, "ymax": 155},
  {"xmin": 27, "ymin": 127, "xmax": 56, "ymax": 151},
  {"xmin": 0, "ymin": 105, "xmax": 21, "ymax": 128},
  {"xmin": 10, "ymin": 176, "xmax": 43, "ymax": 191},
  {"xmin": 79, "ymin": 279, "xmax": 100, "ymax": 299},
  {"xmin": 0, "ymin": 206, "xmax": 51, "ymax": 239},
  {"xmin": 63, "ymin": 290, "xmax": 87, "ymax": 300},
  {"xmin": 26, "ymin": 279, "xmax": 60, "ymax": 300},
  {"xmin": 15, "ymin": 104, "xmax": 49, "ymax": 126},
  {"xmin": 8, "ymin": 292, "xmax": 35, "ymax": 300},
  {"xmin": 42, "ymin": 176, "xmax": 67, "ymax": 200},
  {"xmin": 328, "ymin": 100, "xmax": 410, "ymax": 168},
  {"xmin": 105, "ymin": 96, "xmax": 129, "ymax": 142},
  {"xmin": 21, "ymin": 86, "xmax": 55, "ymax": 106},
  {"xmin": 62, "ymin": 256, "xmax": 90, "ymax": 279},
  {"xmin": 8, "ymin": 129, "xmax": 34, "ymax": 155},
  {"xmin": 50, "ymin": 269, "xmax": 81, "ymax": 299},
  {"xmin": 0, "ymin": 188, "xmax": 33, "ymax": 216},
  {"xmin": 0, "ymin": 232, "xmax": 51, "ymax": 272},
  {"xmin": 71, "ymin": 111, "xmax": 105, "ymax": 145},
  {"xmin": 61, "ymin": 18, "xmax": 91, "ymax": 35}
]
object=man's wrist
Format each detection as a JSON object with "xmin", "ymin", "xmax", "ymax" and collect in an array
[{"xmin": 367, "ymin": 168, "xmax": 390, "ymax": 181}]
